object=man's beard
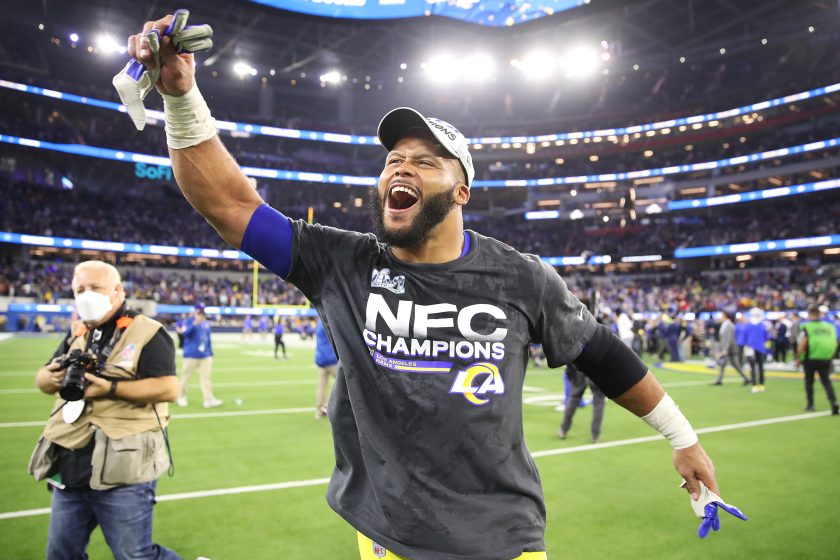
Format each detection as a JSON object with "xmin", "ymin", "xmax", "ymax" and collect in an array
[{"xmin": 369, "ymin": 187, "xmax": 457, "ymax": 249}]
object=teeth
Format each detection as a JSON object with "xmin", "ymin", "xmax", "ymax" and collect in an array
[{"xmin": 391, "ymin": 185, "xmax": 418, "ymax": 198}]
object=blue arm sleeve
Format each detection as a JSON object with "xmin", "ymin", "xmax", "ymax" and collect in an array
[{"xmin": 240, "ymin": 204, "xmax": 294, "ymax": 279}]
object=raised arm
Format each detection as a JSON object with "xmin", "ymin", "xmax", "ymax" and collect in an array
[
  {"xmin": 169, "ymin": 137, "xmax": 263, "ymax": 248},
  {"xmin": 127, "ymin": 15, "xmax": 263, "ymax": 248}
]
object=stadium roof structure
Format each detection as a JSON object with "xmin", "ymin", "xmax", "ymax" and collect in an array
[
  {"xmin": 5, "ymin": 0, "xmax": 834, "ymax": 92},
  {"xmin": 248, "ymin": 0, "xmax": 585, "ymax": 27}
]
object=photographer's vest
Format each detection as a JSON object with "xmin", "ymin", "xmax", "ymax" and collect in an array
[
  {"xmin": 801, "ymin": 320, "xmax": 838, "ymax": 361},
  {"xmin": 41, "ymin": 313, "xmax": 170, "ymax": 449}
]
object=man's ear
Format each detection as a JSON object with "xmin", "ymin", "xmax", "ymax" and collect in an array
[{"xmin": 454, "ymin": 182, "xmax": 470, "ymax": 206}]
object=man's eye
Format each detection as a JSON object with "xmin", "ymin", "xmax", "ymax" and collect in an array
[{"xmin": 387, "ymin": 159, "xmax": 402, "ymax": 165}]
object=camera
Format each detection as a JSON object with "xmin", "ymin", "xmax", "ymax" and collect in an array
[{"xmin": 58, "ymin": 349, "xmax": 100, "ymax": 401}]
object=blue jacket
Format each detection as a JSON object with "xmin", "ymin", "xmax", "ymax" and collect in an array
[
  {"xmin": 735, "ymin": 321, "xmax": 747, "ymax": 346},
  {"xmin": 315, "ymin": 320, "xmax": 338, "ymax": 367},
  {"xmin": 274, "ymin": 321, "xmax": 284, "ymax": 336},
  {"xmin": 742, "ymin": 322, "xmax": 769, "ymax": 354},
  {"xmin": 183, "ymin": 318, "xmax": 213, "ymax": 358}
]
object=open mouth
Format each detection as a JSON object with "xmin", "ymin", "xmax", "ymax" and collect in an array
[{"xmin": 387, "ymin": 184, "xmax": 420, "ymax": 211}]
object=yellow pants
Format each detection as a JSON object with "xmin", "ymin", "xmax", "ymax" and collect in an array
[
  {"xmin": 180, "ymin": 357, "xmax": 214, "ymax": 402},
  {"xmin": 357, "ymin": 532, "xmax": 547, "ymax": 559}
]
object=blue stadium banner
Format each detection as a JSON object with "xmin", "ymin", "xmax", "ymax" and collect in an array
[
  {"xmin": 674, "ymin": 235, "xmax": 840, "ymax": 258},
  {"xmin": 0, "ymin": 231, "xmax": 250, "ymax": 260},
  {"xmin": 3, "ymin": 78, "xmax": 838, "ymax": 146},
  {"xmin": 2, "ymin": 229, "xmax": 838, "ymax": 265},
  {"xmin": 2, "ymin": 132, "xmax": 837, "ymax": 189},
  {"xmin": 667, "ymin": 179, "xmax": 840, "ymax": 211},
  {"xmin": 248, "ymin": 0, "xmax": 583, "ymax": 27}
]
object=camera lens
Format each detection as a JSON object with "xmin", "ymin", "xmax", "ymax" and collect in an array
[{"xmin": 59, "ymin": 364, "xmax": 87, "ymax": 401}]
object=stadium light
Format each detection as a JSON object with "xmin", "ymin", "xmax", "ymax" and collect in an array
[
  {"xmin": 569, "ymin": 209, "xmax": 584, "ymax": 220},
  {"xmin": 561, "ymin": 46, "xmax": 600, "ymax": 78},
  {"xmin": 422, "ymin": 53, "xmax": 460, "ymax": 84},
  {"xmin": 319, "ymin": 70, "xmax": 341, "ymax": 85},
  {"xmin": 69, "ymin": 33, "xmax": 80, "ymax": 43},
  {"xmin": 421, "ymin": 53, "xmax": 493, "ymax": 84},
  {"xmin": 233, "ymin": 61, "xmax": 258, "ymax": 78},
  {"xmin": 95, "ymin": 35, "xmax": 127, "ymax": 55},
  {"xmin": 514, "ymin": 50, "xmax": 556, "ymax": 81},
  {"xmin": 464, "ymin": 53, "xmax": 495, "ymax": 82}
]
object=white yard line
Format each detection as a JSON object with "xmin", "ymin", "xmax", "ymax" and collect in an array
[
  {"xmin": 1, "ymin": 411, "xmax": 831, "ymax": 520},
  {"xmin": 531, "ymin": 411, "xmax": 830, "ymax": 457},
  {"xmin": 0, "ymin": 379, "xmax": 318, "ymax": 395},
  {"xmin": 173, "ymin": 407, "xmax": 315, "ymax": 420},
  {"xmin": 0, "ymin": 406, "xmax": 319, "ymax": 428}
]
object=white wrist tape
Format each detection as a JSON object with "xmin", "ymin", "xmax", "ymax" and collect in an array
[
  {"xmin": 162, "ymin": 85, "xmax": 217, "ymax": 149},
  {"xmin": 641, "ymin": 394, "xmax": 698, "ymax": 449}
]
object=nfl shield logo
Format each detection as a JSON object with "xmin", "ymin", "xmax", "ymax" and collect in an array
[
  {"xmin": 120, "ymin": 343, "xmax": 137, "ymax": 362},
  {"xmin": 372, "ymin": 542, "xmax": 386, "ymax": 558}
]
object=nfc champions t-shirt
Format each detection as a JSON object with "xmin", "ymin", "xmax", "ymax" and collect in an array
[{"xmin": 277, "ymin": 220, "xmax": 596, "ymax": 560}]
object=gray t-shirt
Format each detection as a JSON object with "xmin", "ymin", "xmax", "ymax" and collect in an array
[{"xmin": 286, "ymin": 223, "xmax": 596, "ymax": 560}]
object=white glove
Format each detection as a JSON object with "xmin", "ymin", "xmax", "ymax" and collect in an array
[{"xmin": 112, "ymin": 9, "xmax": 213, "ymax": 130}]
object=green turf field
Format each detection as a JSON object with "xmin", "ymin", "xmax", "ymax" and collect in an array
[{"xmin": 1, "ymin": 334, "xmax": 838, "ymax": 559}]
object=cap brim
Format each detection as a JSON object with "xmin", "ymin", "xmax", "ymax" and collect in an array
[{"xmin": 377, "ymin": 107, "xmax": 458, "ymax": 159}]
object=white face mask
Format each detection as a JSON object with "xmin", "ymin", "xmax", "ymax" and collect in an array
[{"xmin": 75, "ymin": 290, "xmax": 114, "ymax": 323}]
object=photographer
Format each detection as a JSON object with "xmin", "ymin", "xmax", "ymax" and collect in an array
[{"xmin": 29, "ymin": 260, "xmax": 180, "ymax": 560}]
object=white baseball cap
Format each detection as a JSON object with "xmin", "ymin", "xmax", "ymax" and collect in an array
[{"xmin": 377, "ymin": 107, "xmax": 475, "ymax": 187}]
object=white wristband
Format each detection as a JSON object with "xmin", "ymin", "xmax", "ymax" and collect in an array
[
  {"xmin": 641, "ymin": 394, "xmax": 698, "ymax": 449},
  {"xmin": 162, "ymin": 85, "xmax": 217, "ymax": 149}
]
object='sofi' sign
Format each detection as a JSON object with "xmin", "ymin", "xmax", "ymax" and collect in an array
[{"xmin": 134, "ymin": 163, "xmax": 173, "ymax": 181}]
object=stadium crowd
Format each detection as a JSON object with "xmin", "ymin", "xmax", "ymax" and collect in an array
[
  {"xmin": 2, "ymin": 182, "xmax": 838, "ymax": 259},
  {"xmin": 0, "ymin": 261, "xmax": 306, "ymax": 307},
  {"xmin": 2, "ymin": 258, "xmax": 835, "ymax": 313}
]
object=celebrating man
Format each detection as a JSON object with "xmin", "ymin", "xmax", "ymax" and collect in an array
[{"xmin": 123, "ymin": 14, "xmax": 742, "ymax": 558}]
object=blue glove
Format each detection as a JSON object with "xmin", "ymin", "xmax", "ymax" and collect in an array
[
  {"xmin": 697, "ymin": 499, "xmax": 748, "ymax": 538},
  {"xmin": 684, "ymin": 480, "xmax": 748, "ymax": 538}
]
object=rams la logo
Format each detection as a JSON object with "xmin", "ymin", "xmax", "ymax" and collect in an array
[{"xmin": 449, "ymin": 362, "xmax": 505, "ymax": 406}]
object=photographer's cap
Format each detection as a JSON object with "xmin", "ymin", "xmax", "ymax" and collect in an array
[{"xmin": 377, "ymin": 107, "xmax": 474, "ymax": 187}]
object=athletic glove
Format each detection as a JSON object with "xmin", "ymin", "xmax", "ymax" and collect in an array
[
  {"xmin": 112, "ymin": 9, "xmax": 213, "ymax": 130},
  {"xmin": 684, "ymin": 480, "xmax": 748, "ymax": 538}
]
